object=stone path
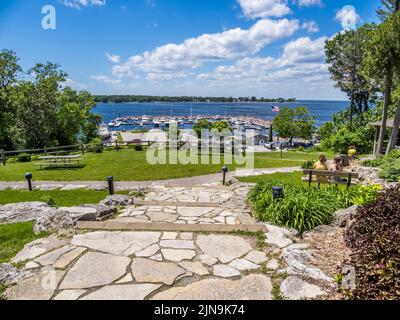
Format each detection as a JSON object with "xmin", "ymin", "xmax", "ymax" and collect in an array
[
  {"xmin": 0, "ymin": 167, "xmax": 300, "ymax": 191},
  {"xmin": 4, "ymin": 180, "xmax": 335, "ymax": 301}
]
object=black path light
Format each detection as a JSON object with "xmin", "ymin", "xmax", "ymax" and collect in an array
[
  {"xmin": 272, "ymin": 186, "xmax": 284, "ymax": 200},
  {"xmin": 25, "ymin": 172, "xmax": 33, "ymax": 191},
  {"xmin": 107, "ymin": 176, "xmax": 115, "ymax": 195},
  {"xmin": 221, "ymin": 166, "xmax": 228, "ymax": 186}
]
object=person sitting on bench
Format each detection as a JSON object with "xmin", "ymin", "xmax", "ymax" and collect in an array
[
  {"xmin": 313, "ymin": 155, "xmax": 329, "ymax": 183},
  {"xmin": 329, "ymin": 156, "xmax": 347, "ymax": 183}
]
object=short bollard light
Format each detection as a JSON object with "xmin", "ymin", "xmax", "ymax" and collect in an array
[
  {"xmin": 222, "ymin": 166, "xmax": 228, "ymax": 186},
  {"xmin": 25, "ymin": 172, "xmax": 33, "ymax": 191},
  {"xmin": 107, "ymin": 176, "xmax": 115, "ymax": 195},
  {"xmin": 272, "ymin": 186, "xmax": 284, "ymax": 200}
]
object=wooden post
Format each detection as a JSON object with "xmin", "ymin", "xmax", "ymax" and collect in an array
[
  {"xmin": 269, "ymin": 125, "xmax": 273, "ymax": 143},
  {"xmin": 0, "ymin": 149, "xmax": 5, "ymax": 166},
  {"xmin": 347, "ymin": 174, "xmax": 352, "ymax": 190},
  {"xmin": 115, "ymin": 140, "xmax": 118, "ymax": 151},
  {"xmin": 308, "ymin": 171, "xmax": 312, "ymax": 188}
]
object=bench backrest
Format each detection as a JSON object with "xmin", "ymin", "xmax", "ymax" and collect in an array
[{"xmin": 303, "ymin": 169, "xmax": 359, "ymax": 178}]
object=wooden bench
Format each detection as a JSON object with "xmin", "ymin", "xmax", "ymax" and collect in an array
[{"xmin": 302, "ymin": 169, "xmax": 359, "ymax": 190}]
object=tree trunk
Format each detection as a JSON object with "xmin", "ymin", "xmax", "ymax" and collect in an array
[
  {"xmin": 376, "ymin": 67, "xmax": 393, "ymax": 155},
  {"xmin": 387, "ymin": 102, "xmax": 400, "ymax": 153},
  {"xmin": 349, "ymin": 95, "xmax": 354, "ymax": 127}
]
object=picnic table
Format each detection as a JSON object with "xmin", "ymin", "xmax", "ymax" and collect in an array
[{"xmin": 36, "ymin": 155, "xmax": 83, "ymax": 169}]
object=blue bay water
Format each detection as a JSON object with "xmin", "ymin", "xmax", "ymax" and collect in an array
[{"xmin": 94, "ymin": 100, "xmax": 348, "ymax": 128}]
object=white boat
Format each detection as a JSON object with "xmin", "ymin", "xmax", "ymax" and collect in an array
[{"xmin": 98, "ymin": 124, "xmax": 110, "ymax": 139}]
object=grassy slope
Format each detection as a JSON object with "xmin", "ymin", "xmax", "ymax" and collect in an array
[
  {"xmin": 237, "ymin": 171, "xmax": 304, "ymax": 185},
  {"xmin": 0, "ymin": 150, "xmax": 333, "ymax": 181}
]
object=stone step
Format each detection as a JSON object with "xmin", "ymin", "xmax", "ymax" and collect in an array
[
  {"xmin": 137, "ymin": 200, "xmax": 220, "ymax": 207},
  {"xmin": 76, "ymin": 221, "xmax": 267, "ymax": 233}
]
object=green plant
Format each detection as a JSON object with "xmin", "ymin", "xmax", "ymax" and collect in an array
[
  {"xmin": 301, "ymin": 160, "xmax": 316, "ymax": 169},
  {"xmin": 0, "ymin": 283, "xmax": 7, "ymax": 300},
  {"xmin": 17, "ymin": 153, "xmax": 31, "ymax": 163},
  {"xmin": 379, "ymin": 158, "xmax": 400, "ymax": 182},
  {"xmin": 40, "ymin": 195, "xmax": 56, "ymax": 207},
  {"xmin": 344, "ymin": 185, "xmax": 400, "ymax": 300},
  {"xmin": 135, "ymin": 144, "xmax": 143, "ymax": 151},
  {"xmin": 346, "ymin": 184, "xmax": 382, "ymax": 206},
  {"xmin": 86, "ymin": 138, "xmax": 103, "ymax": 153}
]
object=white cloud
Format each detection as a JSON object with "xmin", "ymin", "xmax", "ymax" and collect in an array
[
  {"xmin": 91, "ymin": 75, "xmax": 121, "ymax": 84},
  {"xmin": 301, "ymin": 21, "xmax": 319, "ymax": 32},
  {"xmin": 335, "ymin": 6, "xmax": 360, "ymax": 31},
  {"xmin": 62, "ymin": 78, "xmax": 89, "ymax": 90},
  {"xmin": 238, "ymin": 0, "xmax": 291, "ymax": 19},
  {"xmin": 60, "ymin": 0, "xmax": 106, "ymax": 9},
  {"xmin": 106, "ymin": 53, "xmax": 121, "ymax": 63},
  {"xmin": 113, "ymin": 18, "xmax": 299, "ymax": 78},
  {"xmin": 296, "ymin": 0, "xmax": 323, "ymax": 7}
]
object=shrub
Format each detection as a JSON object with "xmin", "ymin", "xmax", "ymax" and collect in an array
[
  {"xmin": 248, "ymin": 181, "xmax": 381, "ymax": 234},
  {"xmin": 379, "ymin": 158, "xmax": 400, "ymax": 182},
  {"xmin": 40, "ymin": 195, "xmax": 56, "ymax": 207},
  {"xmin": 344, "ymin": 185, "xmax": 400, "ymax": 300},
  {"xmin": 320, "ymin": 126, "xmax": 372, "ymax": 154},
  {"xmin": 301, "ymin": 160, "xmax": 316, "ymax": 169},
  {"xmin": 17, "ymin": 153, "xmax": 31, "ymax": 163},
  {"xmin": 86, "ymin": 138, "xmax": 103, "ymax": 153}
]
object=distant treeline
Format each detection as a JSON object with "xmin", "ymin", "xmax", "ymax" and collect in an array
[{"xmin": 93, "ymin": 95, "xmax": 296, "ymax": 104}]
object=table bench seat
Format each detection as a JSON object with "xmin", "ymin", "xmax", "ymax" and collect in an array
[{"xmin": 302, "ymin": 169, "xmax": 359, "ymax": 189}]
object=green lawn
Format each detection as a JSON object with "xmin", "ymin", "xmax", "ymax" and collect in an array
[
  {"xmin": 237, "ymin": 171, "xmax": 304, "ymax": 185},
  {"xmin": 0, "ymin": 189, "xmax": 122, "ymax": 206},
  {"xmin": 0, "ymin": 221, "xmax": 47, "ymax": 264},
  {"xmin": 0, "ymin": 150, "xmax": 333, "ymax": 181}
]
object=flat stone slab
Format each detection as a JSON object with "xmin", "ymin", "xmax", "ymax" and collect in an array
[
  {"xmin": 59, "ymin": 252, "xmax": 130, "ymax": 289},
  {"xmin": 177, "ymin": 207, "xmax": 214, "ymax": 217},
  {"xmin": 81, "ymin": 284, "xmax": 162, "ymax": 300},
  {"xmin": 178, "ymin": 261, "xmax": 210, "ymax": 276},
  {"xmin": 265, "ymin": 224, "xmax": 293, "ymax": 248},
  {"xmin": 161, "ymin": 249, "xmax": 196, "ymax": 262},
  {"xmin": 159, "ymin": 240, "xmax": 195, "ymax": 250},
  {"xmin": 54, "ymin": 290, "xmax": 86, "ymax": 300},
  {"xmin": 228, "ymin": 259, "xmax": 260, "ymax": 271},
  {"xmin": 152, "ymin": 274, "xmax": 272, "ymax": 300},
  {"xmin": 245, "ymin": 251, "xmax": 268, "ymax": 264},
  {"xmin": 34, "ymin": 245, "xmax": 76, "ymax": 266},
  {"xmin": 135, "ymin": 244, "xmax": 160, "ymax": 257},
  {"xmin": 280, "ymin": 276, "xmax": 326, "ymax": 300},
  {"xmin": 71, "ymin": 231, "xmax": 160, "ymax": 256},
  {"xmin": 53, "ymin": 247, "xmax": 87, "ymax": 269},
  {"xmin": 213, "ymin": 264, "xmax": 240, "ymax": 278},
  {"xmin": 196, "ymin": 235, "xmax": 252, "ymax": 263},
  {"xmin": 131, "ymin": 258, "xmax": 185, "ymax": 285}
]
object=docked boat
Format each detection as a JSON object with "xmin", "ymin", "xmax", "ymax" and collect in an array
[
  {"xmin": 272, "ymin": 106, "xmax": 280, "ymax": 113},
  {"xmin": 98, "ymin": 124, "xmax": 111, "ymax": 139}
]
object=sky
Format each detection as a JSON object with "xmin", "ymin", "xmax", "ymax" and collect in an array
[{"xmin": 0, "ymin": 0, "xmax": 381, "ymax": 100}]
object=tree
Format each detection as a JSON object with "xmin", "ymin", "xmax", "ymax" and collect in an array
[
  {"xmin": 0, "ymin": 49, "xmax": 22, "ymax": 149},
  {"xmin": 193, "ymin": 119, "xmax": 213, "ymax": 138},
  {"xmin": 273, "ymin": 107, "xmax": 315, "ymax": 145},
  {"xmin": 377, "ymin": 0, "xmax": 400, "ymax": 19},
  {"xmin": 212, "ymin": 121, "xmax": 232, "ymax": 133},
  {"xmin": 325, "ymin": 25, "xmax": 377, "ymax": 125}
]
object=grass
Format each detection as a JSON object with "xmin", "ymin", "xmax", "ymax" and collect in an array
[
  {"xmin": 0, "ymin": 221, "xmax": 48, "ymax": 264},
  {"xmin": 238, "ymin": 171, "xmax": 304, "ymax": 185},
  {"xmin": 0, "ymin": 189, "xmax": 131, "ymax": 206},
  {"xmin": 0, "ymin": 149, "xmax": 334, "ymax": 181}
]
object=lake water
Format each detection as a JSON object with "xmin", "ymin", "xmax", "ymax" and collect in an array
[{"xmin": 94, "ymin": 100, "xmax": 348, "ymax": 129}]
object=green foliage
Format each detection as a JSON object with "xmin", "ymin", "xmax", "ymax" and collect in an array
[
  {"xmin": 40, "ymin": 195, "xmax": 56, "ymax": 207},
  {"xmin": 347, "ymin": 185, "xmax": 383, "ymax": 206},
  {"xmin": 301, "ymin": 160, "xmax": 316, "ymax": 170},
  {"xmin": 212, "ymin": 120, "xmax": 233, "ymax": 133},
  {"xmin": 317, "ymin": 122, "xmax": 335, "ymax": 140},
  {"xmin": 273, "ymin": 107, "xmax": 315, "ymax": 144},
  {"xmin": 380, "ymin": 158, "xmax": 400, "ymax": 181},
  {"xmin": 193, "ymin": 119, "xmax": 213, "ymax": 138},
  {"xmin": 86, "ymin": 138, "xmax": 103, "ymax": 153},
  {"xmin": 248, "ymin": 181, "xmax": 380, "ymax": 234},
  {"xmin": 16, "ymin": 153, "xmax": 31, "ymax": 163},
  {"xmin": 344, "ymin": 185, "xmax": 400, "ymax": 300}
]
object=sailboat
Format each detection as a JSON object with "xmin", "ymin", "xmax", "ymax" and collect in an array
[{"xmin": 272, "ymin": 106, "xmax": 280, "ymax": 113}]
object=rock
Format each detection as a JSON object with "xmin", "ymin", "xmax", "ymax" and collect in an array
[
  {"xmin": 147, "ymin": 211, "xmax": 178, "ymax": 222},
  {"xmin": 178, "ymin": 262, "xmax": 209, "ymax": 276},
  {"xmin": 0, "ymin": 263, "xmax": 35, "ymax": 285},
  {"xmin": 58, "ymin": 206, "xmax": 98, "ymax": 221},
  {"xmin": 341, "ymin": 264, "xmax": 356, "ymax": 291},
  {"xmin": 54, "ymin": 290, "xmax": 86, "ymax": 300},
  {"xmin": 152, "ymin": 274, "xmax": 272, "ymax": 300},
  {"xmin": 34, "ymin": 245, "xmax": 76, "ymax": 266},
  {"xmin": 33, "ymin": 209, "xmax": 75, "ymax": 234},
  {"xmin": 135, "ymin": 244, "xmax": 160, "ymax": 257},
  {"xmin": 180, "ymin": 232, "xmax": 193, "ymax": 240},
  {"xmin": 161, "ymin": 232, "xmax": 178, "ymax": 240},
  {"xmin": 266, "ymin": 259, "xmax": 279, "ymax": 270},
  {"xmin": 176, "ymin": 207, "xmax": 213, "ymax": 217},
  {"xmin": 12, "ymin": 236, "xmax": 69, "ymax": 263},
  {"xmin": 81, "ymin": 284, "xmax": 161, "ymax": 300},
  {"xmin": 116, "ymin": 273, "xmax": 133, "ymax": 284},
  {"xmin": 6, "ymin": 267, "xmax": 65, "ymax": 300},
  {"xmin": 25, "ymin": 262, "xmax": 40, "ymax": 270},
  {"xmin": 245, "ymin": 251, "xmax": 268, "ymax": 264},
  {"xmin": 131, "ymin": 258, "xmax": 185, "ymax": 285},
  {"xmin": 60, "ymin": 185, "xmax": 88, "ymax": 191},
  {"xmin": 228, "ymin": 259, "xmax": 260, "ymax": 271},
  {"xmin": 161, "ymin": 249, "xmax": 196, "ymax": 262},
  {"xmin": 200, "ymin": 255, "xmax": 218, "ymax": 266},
  {"xmin": 280, "ymin": 276, "xmax": 326, "ymax": 300},
  {"xmin": 159, "ymin": 240, "xmax": 195, "ymax": 250},
  {"xmin": 149, "ymin": 254, "xmax": 163, "ymax": 261},
  {"xmin": 53, "ymin": 247, "xmax": 87, "ymax": 269},
  {"xmin": 332, "ymin": 206, "xmax": 359, "ymax": 228},
  {"xmin": 213, "ymin": 265, "xmax": 240, "ymax": 278},
  {"xmin": 196, "ymin": 235, "xmax": 252, "ymax": 263},
  {"xmin": 71, "ymin": 231, "xmax": 160, "ymax": 256},
  {"xmin": 81, "ymin": 204, "xmax": 117, "ymax": 219},
  {"xmin": 59, "ymin": 252, "xmax": 130, "ymax": 289},
  {"xmin": 99, "ymin": 195, "xmax": 134, "ymax": 207},
  {"xmin": 290, "ymin": 228, "xmax": 301, "ymax": 238},
  {"xmin": 265, "ymin": 224, "xmax": 293, "ymax": 248},
  {"xmin": 0, "ymin": 202, "xmax": 50, "ymax": 224}
]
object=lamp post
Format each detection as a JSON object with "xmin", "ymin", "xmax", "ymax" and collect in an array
[
  {"xmin": 272, "ymin": 186, "xmax": 284, "ymax": 200},
  {"xmin": 107, "ymin": 176, "xmax": 115, "ymax": 195},
  {"xmin": 222, "ymin": 166, "xmax": 228, "ymax": 186},
  {"xmin": 25, "ymin": 172, "xmax": 33, "ymax": 191}
]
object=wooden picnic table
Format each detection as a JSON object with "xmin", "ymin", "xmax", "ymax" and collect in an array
[{"xmin": 36, "ymin": 155, "xmax": 83, "ymax": 169}]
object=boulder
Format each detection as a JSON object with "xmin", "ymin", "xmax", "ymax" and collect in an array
[
  {"xmin": 81, "ymin": 204, "xmax": 117, "ymax": 219},
  {"xmin": 0, "ymin": 202, "xmax": 50, "ymax": 224},
  {"xmin": 332, "ymin": 205, "xmax": 359, "ymax": 228},
  {"xmin": 99, "ymin": 195, "xmax": 134, "ymax": 207},
  {"xmin": 33, "ymin": 209, "xmax": 75, "ymax": 235},
  {"xmin": 0, "ymin": 263, "xmax": 36, "ymax": 285}
]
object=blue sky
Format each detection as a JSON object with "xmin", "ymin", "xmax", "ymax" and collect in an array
[{"xmin": 0, "ymin": 0, "xmax": 381, "ymax": 99}]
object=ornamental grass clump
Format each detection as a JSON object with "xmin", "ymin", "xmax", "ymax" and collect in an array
[
  {"xmin": 248, "ymin": 181, "xmax": 381, "ymax": 234},
  {"xmin": 344, "ymin": 185, "xmax": 400, "ymax": 300}
]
